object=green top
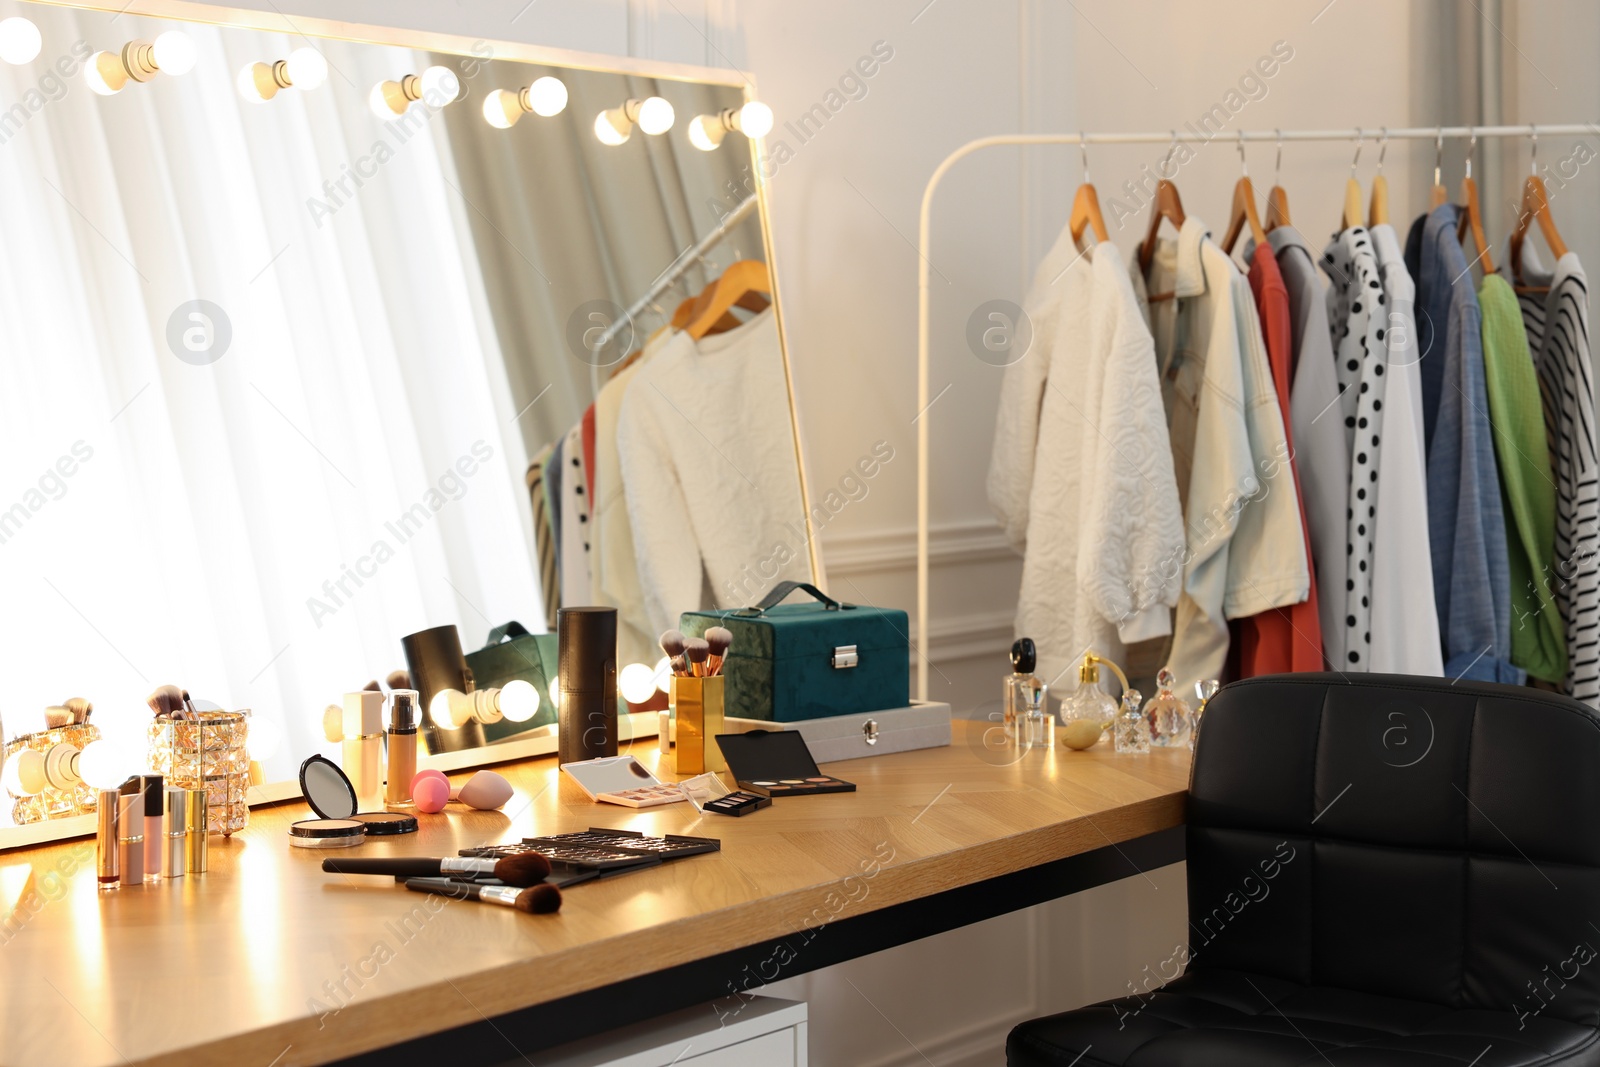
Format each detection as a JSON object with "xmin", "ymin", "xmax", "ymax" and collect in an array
[{"xmin": 1479, "ymin": 272, "xmax": 1566, "ymax": 683}]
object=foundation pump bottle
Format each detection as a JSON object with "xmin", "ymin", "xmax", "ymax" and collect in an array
[{"xmin": 386, "ymin": 689, "xmax": 419, "ymax": 807}]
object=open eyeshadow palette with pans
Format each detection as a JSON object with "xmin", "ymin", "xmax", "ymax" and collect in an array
[
  {"xmin": 461, "ymin": 828, "xmax": 720, "ymax": 879},
  {"xmin": 560, "ymin": 755, "xmax": 690, "ymax": 808},
  {"xmin": 713, "ymin": 730, "xmax": 856, "ymax": 797}
]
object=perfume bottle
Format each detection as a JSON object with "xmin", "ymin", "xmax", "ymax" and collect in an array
[
  {"xmin": 1060, "ymin": 652, "xmax": 1121, "ymax": 750},
  {"xmin": 1193, "ymin": 679, "xmax": 1221, "ymax": 740},
  {"xmin": 1114, "ymin": 689, "xmax": 1149, "ymax": 753},
  {"xmin": 1004, "ymin": 638, "xmax": 1047, "ymax": 748},
  {"xmin": 1144, "ymin": 668, "xmax": 1195, "ymax": 749}
]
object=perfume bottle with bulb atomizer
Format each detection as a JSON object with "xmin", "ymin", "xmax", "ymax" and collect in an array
[
  {"xmin": 1114, "ymin": 689, "xmax": 1149, "ymax": 754},
  {"xmin": 1003, "ymin": 638, "xmax": 1048, "ymax": 749},
  {"xmin": 1059, "ymin": 651, "xmax": 1128, "ymax": 750},
  {"xmin": 1144, "ymin": 668, "xmax": 1195, "ymax": 749}
]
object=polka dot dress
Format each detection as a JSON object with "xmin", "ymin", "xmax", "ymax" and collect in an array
[{"xmin": 1322, "ymin": 228, "xmax": 1388, "ymax": 670}]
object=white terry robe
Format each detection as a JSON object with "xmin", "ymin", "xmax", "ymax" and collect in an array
[{"xmin": 988, "ymin": 228, "xmax": 1185, "ymax": 690}]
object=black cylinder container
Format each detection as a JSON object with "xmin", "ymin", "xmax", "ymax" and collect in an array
[{"xmin": 557, "ymin": 607, "xmax": 618, "ymax": 764}]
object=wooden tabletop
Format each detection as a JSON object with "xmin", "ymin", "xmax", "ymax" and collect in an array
[{"xmin": 0, "ymin": 722, "xmax": 1191, "ymax": 1067}]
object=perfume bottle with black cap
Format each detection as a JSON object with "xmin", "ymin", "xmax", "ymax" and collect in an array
[{"xmin": 1004, "ymin": 638, "xmax": 1049, "ymax": 749}]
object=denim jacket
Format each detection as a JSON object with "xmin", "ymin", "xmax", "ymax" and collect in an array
[{"xmin": 1403, "ymin": 205, "xmax": 1521, "ymax": 683}]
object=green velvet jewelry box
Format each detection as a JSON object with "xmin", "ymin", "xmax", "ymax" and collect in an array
[{"xmin": 680, "ymin": 582, "xmax": 910, "ymax": 722}]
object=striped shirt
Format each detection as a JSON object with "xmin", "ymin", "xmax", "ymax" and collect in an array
[{"xmin": 1517, "ymin": 249, "xmax": 1599, "ymax": 705}]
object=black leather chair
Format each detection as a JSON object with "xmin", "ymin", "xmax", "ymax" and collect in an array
[{"xmin": 1008, "ymin": 673, "xmax": 1600, "ymax": 1066}]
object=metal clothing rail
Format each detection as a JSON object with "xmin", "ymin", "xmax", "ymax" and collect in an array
[
  {"xmin": 591, "ymin": 192, "xmax": 760, "ymax": 355},
  {"xmin": 914, "ymin": 123, "xmax": 1600, "ymax": 700}
]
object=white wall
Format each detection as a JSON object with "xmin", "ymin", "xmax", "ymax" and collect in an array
[{"xmin": 144, "ymin": 1, "xmax": 1600, "ymax": 1063}]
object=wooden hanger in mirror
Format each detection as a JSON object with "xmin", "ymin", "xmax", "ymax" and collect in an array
[
  {"xmin": 686, "ymin": 259, "xmax": 772, "ymax": 340},
  {"xmin": 1368, "ymin": 128, "xmax": 1389, "ymax": 225},
  {"xmin": 1510, "ymin": 128, "xmax": 1569, "ymax": 289},
  {"xmin": 1456, "ymin": 130, "xmax": 1496, "ymax": 276},
  {"xmin": 1340, "ymin": 131, "xmax": 1364, "ymax": 231},
  {"xmin": 1265, "ymin": 130, "xmax": 1291, "ymax": 232},
  {"xmin": 1069, "ymin": 134, "xmax": 1110, "ymax": 245},
  {"xmin": 1221, "ymin": 131, "xmax": 1267, "ymax": 254},
  {"xmin": 1140, "ymin": 133, "xmax": 1187, "ymax": 275},
  {"xmin": 1429, "ymin": 129, "xmax": 1449, "ymax": 209}
]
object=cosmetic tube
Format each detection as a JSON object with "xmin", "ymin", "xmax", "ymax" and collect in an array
[
  {"xmin": 142, "ymin": 775, "xmax": 163, "ymax": 878},
  {"xmin": 118, "ymin": 777, "xmax": 144, "ymax": 886},
  {"xmin": 185, "ymin": 788, "xmax": 208, "ymax": 874},
  {"xmin": 164, "ymin": 786, "xmax": 186, "ymax": 878},
  {"xmin": 96, "ymin": 789, "xmax": 120, "ymax": 890},
  {"xmin": 342, "ymin": 691, "xmax": 384, "ymax": 812},
  {"xmin": 385, "ymin": 690, "xmax": 418, "ymax": 807}
]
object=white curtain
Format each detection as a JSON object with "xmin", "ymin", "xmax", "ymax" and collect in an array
[{"xmin": 0, "ymin": 9, "xmax": 538, "ymax": 783}]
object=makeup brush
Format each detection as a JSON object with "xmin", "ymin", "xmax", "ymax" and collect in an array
[
  {"xmin": 322, "ymin": 853, "xmax": 553, "ymax": 886},
  {"xmin": 65, "ymin": 697, "xmax": 92, "ymax": 724},
  {"xmin": 670, "ymin": 655, "xmax": 689, "ymax": 677},
  {"xmin": 43, "ymin": 707, "xmax": 72, "ymax": 729},
  {"xmin": 363, "ymin": 679, "xmax": 382, "ymax": 693},
  {"xmin": 684, "ymin": 638, "xmax": 711, "ymax": 678},
  {"xmin": 404, "ymin": 876, "xmax": 562, "ymax": 914},
  {"xmin": 705, "ymin": 627, "xmax": 733, "ymax": 676},
  {"xmin": 659, "ymin": 629, "xmax": 687, "ymax": 662},
  {"xmin": 147, "ymin": 685, "xmax": 184, "ymax": 719},
  {"xmin": 181, "ymin": 690, "xmax": 198, "ymax": 720},
  {"xmin": 386, "ymin": 669, "xmax": 412, "ymax": 691}
]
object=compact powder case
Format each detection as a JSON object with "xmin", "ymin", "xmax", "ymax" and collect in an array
[
  {"xmin": 712, "ymin": 730, "xmax": 855, "ymax": 797},
  {"xmin": 289, "ymin": 819, "xmax": 367, "ymax": 848},
  {"xmin": 351, "ymin": 811, "xmax": 418, "ymax": 836}
]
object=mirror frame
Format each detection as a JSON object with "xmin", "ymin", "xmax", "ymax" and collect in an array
[{"xmin": 0, "ymin": 0, "xmax": 821, "ymax": 851}]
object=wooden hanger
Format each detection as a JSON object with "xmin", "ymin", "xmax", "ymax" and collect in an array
[
  {"xmin": 1367, "ymin": 128, "xmax": 1389, "ymax": 225},
  {"xmin": 1139, "ymin": 134, "xmax": 1187, "ymax": 275},
  {"xmin": 685, "ymin": 259, "xmax": 772, "ymax": 340},
  {"xmin": 1340, "ymin": 131, "xmax": 1364, "ymax": 231},
  {"xmin": 1069, "ymin": 135, "xmax": 1110, "ymax": 245},
  {"xmin": 1221, "ymin": 132, "xmax": 1267, "ymax": 254},
  {"xmin": 1265, "ymin": 130, "xmax": 1291, "ymax": 232},
  {"xmin": 1509, "ymin": 128, "xmax": 1569, "ymax": 289},
  {"xmin": 1428, "ymin": 130, "xmax": 1449, "ymax": 209},
  {"xmin": 1456, "ymin": 130, "xmax": 1496, "ymax": 276}
]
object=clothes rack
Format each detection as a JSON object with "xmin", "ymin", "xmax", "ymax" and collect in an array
[{"xmin": 914, "ymin": 123, "xmax": 1600, "ymax": 700}]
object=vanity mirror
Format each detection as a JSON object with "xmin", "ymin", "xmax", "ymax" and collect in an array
[{"xmin": 0, "ymin": 0, "xmax": 816, "ymax": 847}]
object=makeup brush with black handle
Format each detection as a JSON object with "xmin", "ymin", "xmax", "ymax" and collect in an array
[
  {"xmin": 323, "ymin": 854, "xmax": 553, "ymax": 886},
  {"xmin": 404, "ymin": 876, "xmax": 562, "ymax": 914}
]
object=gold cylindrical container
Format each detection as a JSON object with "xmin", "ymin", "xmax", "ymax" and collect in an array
[
  {"xmin": 184, "ymin": 788, "xmax": 208, "ymax": 874},
  {"xmin": 147, "ymin": 711, "xmax": 249, "ymax": 837},
  {"xmin": 164, "ymin": 787, "xmax": 186, "ymax": 879},
  {"xmin": 671, "ymin": 675, "xmax": 726, "ymax": 775}
]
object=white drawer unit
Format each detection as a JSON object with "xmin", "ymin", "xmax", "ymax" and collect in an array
[{"xmin": 536, "ymin": 996, "xmax": 808, "ymax": 1067}]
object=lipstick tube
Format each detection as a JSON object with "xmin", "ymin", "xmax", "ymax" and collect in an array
[
  {"xmin": 96, "ymin": 789, "xmax": 120, "ymax": 890},
  {"xmin": 185, "ymin": 788, "xmax": 208, "ymax": 874},
  {"xmin": 164, "ymin": 786, "xmax": 186, "ymax": 878},
  {"xmin": 117, "ymin": 777, "xmax": 144, "ymax": 886},
  {"xmin": 142, "ymin": 775, "xmax": 163, "ymax": 879}
]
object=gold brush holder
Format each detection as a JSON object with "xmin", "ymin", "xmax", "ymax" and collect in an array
[
  {"xmin": 147, "ymin": 711, "xmax": 249, "ymax": 836},
  {"xmin": 671, "ymin": 675, "xmax": 726, "ymax": 775}
]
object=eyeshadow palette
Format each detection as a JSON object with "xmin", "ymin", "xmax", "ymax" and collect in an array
[
  {"xmin": 560, "ymin": 755, "xmax": 691, "ymax": 808},
  {"xmin": 460, "ymin": 828, "xmax": 720, "ymax": 876},
  {"xmin": 703, "ymin": 790, "xmax": 770, "ymax": 816},
  {"xmin": 713, "ymin": 730, "xmax": 856, "ymax": 797},
  {"xmin": 532, "ymin": 828, "xmax": 722, "ymax": 858},
  {"xmin": 460, "ymin": 839, "xmax": 663, "ymax": 872}
]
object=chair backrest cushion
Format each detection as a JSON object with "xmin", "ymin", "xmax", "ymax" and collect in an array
[{"xmin": 1186, "ymin": 672, "xmax": 1600, "ymax": 1027}]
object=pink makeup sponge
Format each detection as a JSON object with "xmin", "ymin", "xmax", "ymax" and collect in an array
[
  {"xmin": 455, "ymin": 770, "xmax": 513, "ymax": 811},
  {"xmin": 413, "ymin": 776, "xmax": 450, "ymax": 814},
  {"xmin": 411, "ymin": 769, "xmax": 448, "ymax": 795}
]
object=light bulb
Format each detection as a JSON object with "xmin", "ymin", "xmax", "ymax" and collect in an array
[
  {"xmin": 482, "ymin": 88, "xmax": 519, "ymax": 129},
  {"xmin": 10, "ymin": 749, "xmax": 44, "ymax": 796},
  {"xmin": 85, "ymin": 51, "xmax": 126, "ymax": 96},
  {"xmin": 548, "ymin": 677, "xmax": 561, "ymax": 710},
  {"xmin": 738, "ymin": 100, "xmax": 774, "ymax": 138},
  {"xmin": 369, "ymin": 80, "xmax": 405, "ymax": 118},
  {"xmin": 499, "ymin": 679, "xmax": 540, "ymax": 723},
  {"xmin": 594, "ymin": 108, "xmax": 630, "ymax": 146},
  {"xmin": 0, "ymin": 17, "xmax": 41, "ymax": 65},
  {"xmin": 619, "ymin": 663, "xmax": 657, "ymax": 704},
  {"xmin": 654, "ymin": 656, "xmax": 673, "ymax": 694},
  {"xmin": 245, "ymin": 715, "xmax": 281, "ymax": 760},
  {"xmin": 418, "ymin": 65, "xmax": 459, "ymax": 107},
  {"xmin": 153, "ymin": 31, "xmax": 197, "ymax": 76},
  {"xmin": 429, "ymin": 689, "xmax": 463, "ymax": 730},
  {"xmin": 528, "ymin": 75, "xmax": 567, "ymax": 117},
  {"xmin": 689, "ymin": 114, "xmax": 723, "ymax": 152},
  {"xmin": 78, "ymin": 740, "xmax": 127, "ymax": 790},
  {"xmin": 637, "ymin": 95, "xmax": 674, "ymax": 135},
  {"xmin": 237, "ymin": 62, "xmax": 274, "ymax": 102},
  {"xmin": 285, "ymin": 47, "xmax": 327, "ymax": 90}
]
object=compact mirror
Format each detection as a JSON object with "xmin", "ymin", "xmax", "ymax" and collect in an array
[{"xmin": 299, "ymin": 755, "xmax": 358, "ymax": 820}]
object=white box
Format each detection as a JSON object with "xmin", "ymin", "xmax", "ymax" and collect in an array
[
  {"xmin": 723, "ymin": 701, "xmax": 952, "ymax": 763},
  {"xmin": 538, "ymin": 995, "xmax": 807, "ymax": 1067}
]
